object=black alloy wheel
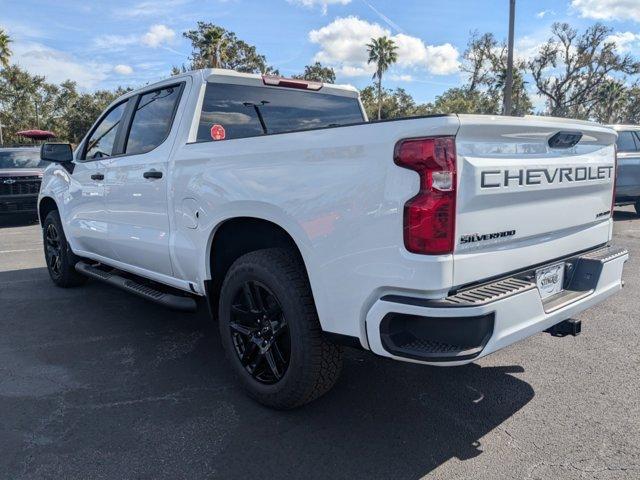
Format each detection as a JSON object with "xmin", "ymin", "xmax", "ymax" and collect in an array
[
  {"xmin": 42, "ymin": 210, "xmax": 87, "ymax": 287},
  {"xmin": 218, "ymin": 248, "xmax": 343, "ymax": 409},
  {"xmin": 45, "ymin": 222, "xmax": 63, "ymax": 277},
  {"xmin": 229, "ymin": 280, "xmax": 291, "ymax": 384}
]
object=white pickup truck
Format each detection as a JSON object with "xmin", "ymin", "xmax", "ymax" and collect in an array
[{"xmin": 38, "ymin": 69, "xmax": 628, "ymax": 408}]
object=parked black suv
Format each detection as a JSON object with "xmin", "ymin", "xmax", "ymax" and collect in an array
[{"xmin": 0, "ymin": 147, "xmax": 47, "ymax": 215}]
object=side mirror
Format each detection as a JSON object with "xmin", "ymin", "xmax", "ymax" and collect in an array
[{"xmin": 41, "ymin": 143, "xmax": 73, "ymax": 163}]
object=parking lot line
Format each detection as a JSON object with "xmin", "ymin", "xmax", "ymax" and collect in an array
[{"xmin": 0, "ymin": 248, "xmax": 41, "ymax": 254}]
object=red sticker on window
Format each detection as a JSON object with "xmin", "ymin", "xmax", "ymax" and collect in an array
[{"xmin": 210, "ymin": 124, "xmax": 226, "ymax": 141}]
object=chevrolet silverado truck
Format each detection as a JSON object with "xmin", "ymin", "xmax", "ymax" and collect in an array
[{"xmin": 38, "ymin": 69, "xmax": 628, "ymax": 409}]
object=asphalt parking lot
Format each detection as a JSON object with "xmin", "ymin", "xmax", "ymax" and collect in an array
[{"xmin": 1, "ymin": 212, "xmax": 639, "ymax": 480}]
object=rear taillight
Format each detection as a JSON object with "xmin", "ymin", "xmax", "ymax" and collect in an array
[{"xmin": 394, "ymin": 136, "xmax": 457, "ymax": 255}]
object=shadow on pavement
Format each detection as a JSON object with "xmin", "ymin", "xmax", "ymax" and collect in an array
[
  {"xmin": 0, "ymin": 214, "xmax": 39, "ymax": 229},
  {"xmin": 613, "ymin": 209, "xmax": 638, "ymax": 223},
  {"xmin": 0, "ymin": 267, "xmax": 535, "ymax": 479}
]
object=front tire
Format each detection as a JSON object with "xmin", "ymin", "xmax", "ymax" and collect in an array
[
  {"xmin": 42, "ymin": 210, "xmax": 87, "ymax": 288},
  {"xmin": 218, "ymin": 248, "xmax": 342, "ymax": 409},
  {"xmin": 634, "ymin": 199, "xmax": 640, "ymax": 216}
]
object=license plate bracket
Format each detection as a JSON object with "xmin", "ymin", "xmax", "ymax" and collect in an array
[{"xmin": 535, "ymin": 262, "xmax": 565, "ymax": 300}]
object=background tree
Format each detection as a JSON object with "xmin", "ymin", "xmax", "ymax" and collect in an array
[
  {"xmin": 461, "ymin": 32, "xmax": 533, "ymax": 116},
  {"xmin": 492, "ymin": 66, "xmax": 533, "ymax": 116},
  {"xmin": 360, "ymin": 86, "xmax": 430, "ymax": 120},
  {"xmin": 0, "ymin": 29, "xmax": 11, "ymax": 69},
  {"xmin": 462, "ymin": 32, "xmax": 498, "ymax": 92},
  {"xmin": 592, "ymin": 79, "xmax": 628, "ymax": 124},
  {"xmin": 200, "ymin": 26, "xmax": 228, "ymax": 68},
  {"xmin": 622, "ymin": 85, "xmax": 640, "ymax": 124},
  {"xmin": 293, "ymin": 62, "xmax": 336, "ymax": 83},
  {"xmin": 367, "ymin": 36, "xmax": 398, "ymax": 120},
  {"xmin": 0, "ymin": 66, "xmax": 49, "ymax": 143},
  {"xmin": 183, "ymin": 22, "xmax": 279, "ymax": 74},
  {"xmin": 429, "ymin": 87, "xmax": 499, "ymax": 115},
  {"xmin": 63, "ymin": 87, "xmax": 131, "ymax": 144},
  {"xmin": 530, "ymin": 22, "xmax": 639, "ymax": 118},
  {"xmin": 171, "ymin": 65, "xmax": 187, "ymax": 76},
  {"xmin": 0, "ymin": 65, "xmax": 130, "ymax": 145}
]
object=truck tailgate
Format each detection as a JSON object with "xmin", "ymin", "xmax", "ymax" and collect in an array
[{"xmin": 453, "ymin": 115, "xmax": 617, "ymax": 287}]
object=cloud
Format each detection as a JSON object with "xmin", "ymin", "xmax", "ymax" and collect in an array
[
  {"xmin": 94, "ymin": 24, "xmax": 175, "ymax": 50},
  {"xmin": 392, "ymin": 33, "xmax": 460, "ymax": 74},
  {"xmin": 142, "ymin": 24, "xmax": 175, "ymax": 47},
  {"xmin": 571, "ymin": 0, "xmax": 640, "ymax": 23},
  {"xmin": 515, "ymin": 35, "xmax": 546, "ymax": 62},
  {"xmin": 118, "ymin": 0, "xmax": 191, "ymax": 18},
  {"xmin": 93, "ymin": 34, "xmax": 138, "ymax": 49},
  {"xmin": 536, "ymin": 10, "xmax": 555, "ymax": 19},
  {"xmin": 606, "ymin": 31, "xmax": 640, "ymax": 53},
  {"xmin": 287, "ymin": 0, "xmax": 351, "ymax": 15},
  {"xmin": 361, "ymin": 0, "xmax": 404, "ymax": 33},
  {"xmin": 114, "ymin": 64, "xmax": 134, "ymax": 75},
  {"xmin": 389, "ymin": 74, "xmax": 413, "ymax": 82},
  {"xmin": 308, "ymin": 17, "xmax": 459, "ymax": 77},
  {"xmin": 309, "ymin": 16, "xmax": 386, "ymax": 74},
  {"xmin": 11, "ymin": 41, "xmax": 110, "ymax": 89},
  {"xmin": 0, "ymin": 21, "xmax": 46, "ymax": 40}
]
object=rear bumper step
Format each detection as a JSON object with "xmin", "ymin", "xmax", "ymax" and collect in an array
[
  {"xmin": 367, "ymin": 244, "xmax": 628, "ymax": 364},
  {"xmin": 75, "ymin": 262, "xmax": 197, "ymax": 312},
  {"xmin": 383, "ymin": 245, "xmax": 628, "ymax": 311}
]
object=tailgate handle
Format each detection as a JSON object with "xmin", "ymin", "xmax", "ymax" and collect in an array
[{"xmin": 548, "ymin": 131, "xmax": 582, "ymax": 149}]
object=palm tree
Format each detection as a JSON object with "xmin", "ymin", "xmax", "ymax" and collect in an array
[
  {"xmin": 595, "ymin": 79, "xmax": 627, "ymax": 124},
  {"xmin": 0, "ymin": 29, "xmax": 12, "ymax": 69},
  {"xmin": 200, "ymin": 26, "xmax": 228, "ymax": 69},
  {"xmin": 367, "ymin": 36, "xmax": 398, "ymax": 120}
]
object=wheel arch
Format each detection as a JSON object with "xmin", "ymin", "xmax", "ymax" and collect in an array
[
  {"xmin": 205, "ymin": 216, "xmax": 317, "ymax": 320},
  {"xmin": 38, "ymin": 196, "xmax": 58, "ymax": 226}
]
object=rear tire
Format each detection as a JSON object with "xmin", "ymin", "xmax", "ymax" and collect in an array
[
  {"xmin": 634, "ymin": 199, "xmax": 640, "ymax": 216},
  {"xmin": 218, "ymin": 248, "xmax": 342, "ymax": 409},
  {"xmin": 42, "ymin": 210, "xmax": 87, "ymax": 288}
]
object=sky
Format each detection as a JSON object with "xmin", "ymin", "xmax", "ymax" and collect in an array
[{"xmin": 2, "ymin": 0, "xmax": 640, "ymax": 107}]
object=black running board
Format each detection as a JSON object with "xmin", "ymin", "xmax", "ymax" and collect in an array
[{"xmin": 75, "ymin": 262, "xmax": 197, "ymax": 312}]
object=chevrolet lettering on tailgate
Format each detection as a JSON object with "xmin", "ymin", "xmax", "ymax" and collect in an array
[{"xmin": 480, "ymin": 165, "xmax": 614, "ymax": 189}]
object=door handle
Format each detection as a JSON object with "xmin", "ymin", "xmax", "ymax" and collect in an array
[
  {"xmin": 91, "ymin": 173, "xmax": 104, "ymax": 180},
  {"xmin": 143, "ymin": 170, "xmax": 163, "ymax": 179}
]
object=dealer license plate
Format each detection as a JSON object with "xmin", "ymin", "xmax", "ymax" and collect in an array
[{"xmin": 535, "ymin": 263, "xmax": 565, "ymax": 299}]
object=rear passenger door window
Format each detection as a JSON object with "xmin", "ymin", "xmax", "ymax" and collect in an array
[
  {"xmin": 616, "ymin": 131, "xmax": 638, "ymax": 153},
  {"xmin": 125, "ymin": 85, "xmax": 183, "ymax": 155},
  {"xmin": 84, "ymin": 101, "xmax": 128, "ymax": 160}
]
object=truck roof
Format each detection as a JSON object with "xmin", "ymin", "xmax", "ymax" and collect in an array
[
  {"xmin": 124, "ymin": 68, "xmax": 359, "ymax": 100},
  {"xmin": 203, "ymin": 69, "xmax": 359, "ymax": 97}
]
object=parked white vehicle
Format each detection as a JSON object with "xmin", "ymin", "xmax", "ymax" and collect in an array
[
  {"xmin": 608, "ymin": 124, "xmax": 640, "ymax": 213},
  {"xmin": 38, "ymin": 69, "xmax": 628, "ymax": 408}
]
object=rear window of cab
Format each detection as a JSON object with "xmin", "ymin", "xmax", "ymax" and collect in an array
[{"xmin": 196, "ymin": 83, "xmax": 364, "ymax": 142}]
